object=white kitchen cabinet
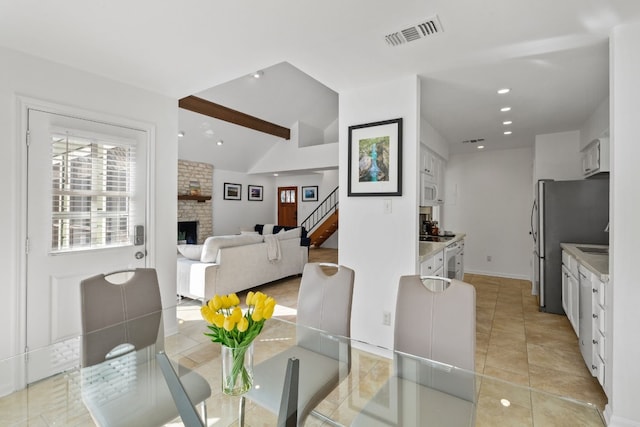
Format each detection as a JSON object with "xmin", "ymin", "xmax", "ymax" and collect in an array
[
  {"xmin": 420, "ymin": 144, "xmax": 438, "ymax": 180},
  {"xmin": 591, "ymin": 273, "xmax": 607, "ymax": 389},
  {"xmin": 419, "ymin": 144, "xmax": 445, "ymax": 206},
  {"xmin": 581, "ymin": 137, "xmax": 610, "ymax": 177},
  {"xmin": 420, "ymin": 250, "xmax": 444, "ymax": 277},
  {"xmin": 577, "ymin": 263, "xmax": 608, "ymax": 389},
  {"xmin": 561, "ymin": 251, "xmax": 579, "ymax": 336}
]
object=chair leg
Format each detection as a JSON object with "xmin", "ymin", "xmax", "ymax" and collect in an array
[
  {"xmin": 200, "ymin": 401, "xmax": 207, "ymax": 426},
  {"xmin": 239, "ymin": 396, "xmax": 245, "ymax": 427},
  {"xmin": 277, "ymin": 358, "xmax": 299, "ymax": 427},
  {"xmin": 310, "ymin": 410, "xmax": 345, "ymax": 427}
]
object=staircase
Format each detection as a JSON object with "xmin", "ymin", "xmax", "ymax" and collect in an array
[
  {"xmin": 301, "ymin": 187, "xmax": 339, "ymax": 248},
  {"xmin": 309, "ymin": 210, "xmax": 338, "ymax": 247}
]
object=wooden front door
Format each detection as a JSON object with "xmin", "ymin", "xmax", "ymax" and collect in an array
[{"xmin": 277, "ymin": 186, "xmax": 298, "ymax": 227}]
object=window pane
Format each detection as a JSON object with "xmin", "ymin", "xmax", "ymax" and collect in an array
[{"xmin": 50, "ymin": 134, "xmax": 135, "ymax": 253}]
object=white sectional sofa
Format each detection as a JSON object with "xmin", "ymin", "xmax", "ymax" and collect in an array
[{"xmin": 176, "ymin": 226, "xmax": 308, "ymax": 301}]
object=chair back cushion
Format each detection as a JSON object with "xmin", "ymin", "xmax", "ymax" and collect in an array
[
  {"xmin": 297, "ymin": 263, "xmax": 355, "ymax": 337},
  {"xmin": 394, "ymin": 276, "xmax": 475, "ymax": 371},
  {"xmin": 80, "ymin": 268, "xmax": 163, "ymax": 366}
]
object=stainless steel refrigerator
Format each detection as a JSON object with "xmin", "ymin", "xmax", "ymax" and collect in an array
[{"xmin": 531, "ymin": 179, "xmax": 609, "ymax": 314}]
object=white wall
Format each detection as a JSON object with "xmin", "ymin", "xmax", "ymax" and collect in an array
[
  {"xmin": 420, "ymin": 117, "xmax": 450, "ymax": 161},
  {"xmin": 607, "ymin": 22, "xmax": 640, "ymax": 427},
  {"xmin": 444, "ymin": 147, "xmax": 533, "ymax": 280},
  {"xmin": 0, "ymin": 47, "xmax": 178, "ymax": 361},
  {"xmin": 580, "ymin": 96, "xmax": 610, "ymax": 150},
  {"xmin": 213, "ymin": 169, "xmax": 276, "ymax": 235},
  {"xmin": 533, "ymin": 130, "xmax": 583, "ymax": 182},
  {"xmin": 339, "ymin": 76, "xmax": 420, "ymax": 349},
  {"xmin": 248, "ymin": 139, "xmax": 338, "ymax": 174}
]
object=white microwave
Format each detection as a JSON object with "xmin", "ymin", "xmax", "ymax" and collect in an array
[{"xmin": 421, "ymin": 174, "xmax": 441, "ymax": 205}]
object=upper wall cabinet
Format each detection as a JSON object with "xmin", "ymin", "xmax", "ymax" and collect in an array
[
  {"xmin": 420, "ymin": 143, "xmax": 445, "ymax": 206},
  {"xmin": 420, "ymin": 144, "xmax": 439, "ymax": 180},
  {"xmin": 581, "ymin": 137, "xmax": 610, "ymax": 177}
]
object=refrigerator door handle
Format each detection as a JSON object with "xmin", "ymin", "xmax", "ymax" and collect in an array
[
  {"xmin": 538, "ymin": 181, "xmax": 545, "ymax": 258},
  {"xmin": 539, "ymin": 257, "xmax": 545, "ymax": 309},
  {"xmin": 530, "ymin": 200, "xmax": 537, "ymax": 244}
]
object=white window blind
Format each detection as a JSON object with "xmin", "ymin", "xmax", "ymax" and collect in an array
[{"xmin": 50, "ymin": 133, "xmax": 135, "ymax": 253}]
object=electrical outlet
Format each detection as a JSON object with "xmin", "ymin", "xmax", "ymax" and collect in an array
[
  {"xmin": 487, "ymin": 255, "xmax": 492, "ymax": 262},
  {"xmin": 383, "ymin": 311, "xmax": 391, "ymax": 326}
]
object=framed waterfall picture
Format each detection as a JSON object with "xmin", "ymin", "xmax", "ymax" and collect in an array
[{"xmin": 348, "ymin": 118, "xmax": 402, "ymax": 196}]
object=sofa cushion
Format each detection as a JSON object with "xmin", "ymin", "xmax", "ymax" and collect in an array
[
  {"xmin": 201, "ymin": 234, "xmax": 264, "ymax": 262},
  {"xmin": 177, "ymin": 244, "xmax": 204, "ymax": 260}
]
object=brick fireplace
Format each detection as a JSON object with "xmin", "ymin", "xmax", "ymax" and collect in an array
[{"xmin": 177, "ymin": 160, "xmax": 213, "ymax": 244}]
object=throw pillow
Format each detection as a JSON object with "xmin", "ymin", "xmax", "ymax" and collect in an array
[
  {"xmin": 200, "ymin": 234, "xmax": 264, "ymax": 262},
  {"xmin": 262, "ymin": 224, "xmax": 275, "ymax": 235},
  {"xmin": 276, "ymin": 227, "xmax": 301, "ymax": 240},
  {"xmin": 177, "ymin": 244, "xmax": 204, "ymax": 260}
]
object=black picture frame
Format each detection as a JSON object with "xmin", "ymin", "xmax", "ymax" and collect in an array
[
  {"xmin": 223, "ymin": 182, "xmax": 242, "ymax": 200},
  {"xmin": 348, "ymin": 118, "xmax": 402, "ymax": 196},
  {"xmin": 301, "ymin": 186, "xmax": 318, "ymax": 202},
  {"xmin": 248, "ymin": 185, "xmax": 263, "ymax": 201}
]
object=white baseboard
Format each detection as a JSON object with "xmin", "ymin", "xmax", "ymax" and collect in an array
[{"xmin": 463, "ymin": 268, "xmax": 531, "ymax": 281}]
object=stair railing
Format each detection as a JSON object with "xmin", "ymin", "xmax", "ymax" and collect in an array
[{"xmin": 301, "ymin": 186, "xmax": 338, "ymax": 234}]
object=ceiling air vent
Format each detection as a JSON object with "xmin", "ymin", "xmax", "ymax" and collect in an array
[
  {"xmin": 385, "ymin": 15, "xmax": 444, "ymax": 47},
  {"xmin": 462, "ymin": 138, "xmax": 485, "ymax": 144}
]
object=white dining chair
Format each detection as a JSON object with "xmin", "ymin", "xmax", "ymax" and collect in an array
[
  {"xmin": 80, "ymin": 268, "xmax": 211, "ymax": 427},
  {"xmin": 243, "ymin": 262, "xmax": 355, "ymax": 426},
  {"xmin": 352, "ymin": 275, "xmax": 477, "ymax": 427}
]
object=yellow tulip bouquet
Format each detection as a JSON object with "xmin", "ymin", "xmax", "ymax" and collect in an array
[{"xmin": 201, "ymin": 291, "xmax": 276, "ymax": 395}]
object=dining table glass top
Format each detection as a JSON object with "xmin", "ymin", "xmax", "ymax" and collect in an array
[{"xmin": 0, "ymin": 302, "xmax": 605, "ymax": 426}]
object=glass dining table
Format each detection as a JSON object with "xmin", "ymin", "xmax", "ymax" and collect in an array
[{"xmin": 0, "ymin": 302, "xmax": 605, "ymax": 426}]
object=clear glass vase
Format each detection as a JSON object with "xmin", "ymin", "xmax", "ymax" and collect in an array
[{"xmin": 221, "ymin": 342, "xmax": 254, "ymax": 395}]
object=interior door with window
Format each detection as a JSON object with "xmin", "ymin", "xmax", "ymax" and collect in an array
[
  {"xmin": 277, "ymin": 186, "xmax": 298, "ymax": 227},
  {"xmin": 25, "ymin": 109, "xmax": 148, "ymax": 383}
]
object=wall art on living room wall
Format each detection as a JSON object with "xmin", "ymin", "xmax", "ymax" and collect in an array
[
  {"xmin": 348, "ymin": 118, "xmax": 402, "ymax": 196},
  {"xmin": 301, "ymin": 186, "xmax": 318, "ymax": 202},
  {"xmin": 223, "ymin": 182, "xmax": 242, "ymax": 200},
  {"xmin": 248, "ymin": 185, "xmax": 263, "ymax": 201}
]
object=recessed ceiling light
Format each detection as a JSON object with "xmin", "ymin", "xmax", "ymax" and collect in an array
[
  {"xmin": 178, "ymin": 131, "xmax": 185, "ymax": 138},
  {"xmin": 503, "ymin": 120, "xmax": 513, "ymax": 125},
  {"xmin": 500, "ymin": 399, "xmax": 511, "ymax": 407},
  {"xmin": 273, "ymin": 173, "xmax": 279, "ymax": 177},
  {"xmin": 500, "ymin": 107, "xmax": 511, "ymax": 112},
  {"xmin": 477, "ymin": 145, "xmax": 485, "ymax": 149},
  {"xmin": 497, "ymin": 88, "xmax": 511, "ymax": 94},
  {"xmin": 504, "ymin": 131, "xmax": 513, "ymax": 135},
  {"xmin": 216, "ymin": 140, "xmax": 224, "ymax": 146},
  {"xmin": 252, "ymin": 70, "xmax": 264, "ymax": 79}
]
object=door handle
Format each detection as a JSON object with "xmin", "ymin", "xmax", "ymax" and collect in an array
[
  {"xmin": 135, "ymin": 251, "xmax": 145, "ymax": 260},
  {"xmin": 135, "ymin": 225, "xmax": 145, "ymax": 246}
]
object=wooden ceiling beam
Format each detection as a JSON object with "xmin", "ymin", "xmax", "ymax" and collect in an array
[{"xmin": 179, "ymin": 95, "xmax": 291, "ymax": 140}]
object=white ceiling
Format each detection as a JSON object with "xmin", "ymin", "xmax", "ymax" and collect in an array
[{"xmin": 2, "ymin": 0, "xmax": 639, "ymax": 169}]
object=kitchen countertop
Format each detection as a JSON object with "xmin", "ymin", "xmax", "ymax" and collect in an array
[
  {"xmin": 561, "ymin": 243, "xmax": 609, "ymax": 281},
  {"xmin": 419, "ymin": 233, "xmax": 466, "ymax": 262}
]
